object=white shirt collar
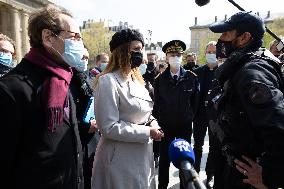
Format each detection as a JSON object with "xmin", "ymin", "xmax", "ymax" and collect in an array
[{"xmin": 170, "ymin": 69, "xmax": 180, "ymax": 78}]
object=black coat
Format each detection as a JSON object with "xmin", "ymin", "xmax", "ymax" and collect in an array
[
  {"xmin": 0, "ymin": 59, "xmax": 84, "ymax": 189},
  {"xmin": 153, "ymin": 66, "xmax": 199, "ymax": 135},
  {"xmin": 183, "ymin": 63, "xmax": 199, "ymax": 71},
  {"xmin": 216, "ymin": 53, "xmax": 284, "ymax": 188},
  {"xmin": 0, "ymin": 63, "xmax": 12, "ymax": 77},
  {"xmin": 70, "ymin": 70, "xmax": 94, "ymax": 146},
  {"xmin": 194, "ymin": 64, "xmax": 217, "ymax": 119},
  {"xmin": 70, "ymin": 70, "xmax": 95, "ymax": 189}
]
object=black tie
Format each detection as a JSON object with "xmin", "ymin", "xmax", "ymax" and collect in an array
[{"xmin": 173, "ymin": 75, "xmax": 178, "ymax": 83}]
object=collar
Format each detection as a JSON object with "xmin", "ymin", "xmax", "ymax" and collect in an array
[
  {"xmin": 112, "ymin": 70, "xmax": 152, "ymax": 101},
  {"xmin": 170, "ymin": 68, "xmax": 181, "ymax": 78},
  {"xmin": 112, "ymin": 70, "xmax": 131, "ymax": 87},
  {"xmin": 206, "ymin": 63, "xmax": 218, "ymax": 71}
]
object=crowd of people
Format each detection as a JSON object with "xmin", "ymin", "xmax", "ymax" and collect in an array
[{"xmin": 1, "ymin": 3, "xmax": 284, "ymax": 189}]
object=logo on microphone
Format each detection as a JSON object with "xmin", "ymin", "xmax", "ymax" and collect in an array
[
  {"xmin": 174, "ymin": 140, "xmax": 191, "ymax": 152},
  {"xmin": 169, "ymin": 138, "xmax": 195, "ymax": 168}
]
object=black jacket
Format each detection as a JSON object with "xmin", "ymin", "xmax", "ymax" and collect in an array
[
  {"xmin": 70, "ymin": 70, "xmax": 94, "ymax": 146},
  {"xmin": 0, "ymin": 63, "xmax": 12, "ymax": 77},
  {"xmin": 216, "ymin": 52, "xmax": 284, "ymax": 188},
  {"xmin": 183, "ymin": 63, "xmax": 199, "ymax": 71},
  {"xmin": 153, "ymin": 66, "xmax": 199, "ymax": 135},
  {"xmin": 0, "ymin": 59, "xmax": 84, "ymax": 189},
  {"xmin": 194, "ymin": 64, "xmax": 217, "ymax": 119}
]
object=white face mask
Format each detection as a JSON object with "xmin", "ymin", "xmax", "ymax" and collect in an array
[
  {"xmin": 206, "ymin": 53, "xmax": 217, "ymax": 64},
  {"xmin": 168, "ymin": 56, "xmax": 182, "ymax": 70}
]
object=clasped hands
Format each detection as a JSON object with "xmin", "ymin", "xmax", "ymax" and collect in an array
[{"xmin": 149, "ymin": 119, "xmax": 164, "ymax": 141}]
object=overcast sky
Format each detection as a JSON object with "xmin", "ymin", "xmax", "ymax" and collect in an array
[{"xmin": 54, "ymin": 0, "xmax": 283, "ymax": 45}]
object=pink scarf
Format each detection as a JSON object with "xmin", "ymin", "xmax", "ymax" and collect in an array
[{"xmin": 25, "ymin": 48, "xmax": 72, "ymax": 132}]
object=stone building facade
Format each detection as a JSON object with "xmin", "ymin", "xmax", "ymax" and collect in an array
[{"xmin": 0, "ymin": 0, "xmax": 54, "ymax": 62}]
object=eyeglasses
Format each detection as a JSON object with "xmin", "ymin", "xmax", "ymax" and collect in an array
[
  {"xmin": 0, "ymin": 48, "xmax": 14, "ymax": 56},
  {"xmin": 54, "ymin": 29, "xmax": 83, "ymax": 41}
]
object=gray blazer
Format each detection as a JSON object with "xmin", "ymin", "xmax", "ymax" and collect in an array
[{"xmin": 92, "ymin": 70, "xmax": 156, "ymax": 189}]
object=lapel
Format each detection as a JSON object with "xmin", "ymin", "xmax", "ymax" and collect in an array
[
  {"xmin": 112, "ymin": 70, "xmax": 129, "ymax": 88},
  {"xmin": 113, "ymin": 70, "xmax": 152, "ymax": 102},
  {"xmin": 128, "ymin": 79, "xmax": 152, "ymax": 102},
  {"xmin": 178, "ymin": 67, "xmax": 188, "ymax": 83},
  {"xmin": 164, "ymin": 67, "xmax": 176, "ymax": 85}
]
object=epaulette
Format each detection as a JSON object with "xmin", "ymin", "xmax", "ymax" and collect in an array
[
  {"xmin": 154, "ymin": 73, "xmax": 161, "ymax": 80},
  {"xmin": 186, "ymin": 69, "xmax": 197, "ymax": 77}
]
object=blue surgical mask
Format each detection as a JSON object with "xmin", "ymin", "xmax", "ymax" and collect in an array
[
  {"xmin": 61, "ymin": 39, "xmax": 88, "ymax": 72},
  {"xmin": 206, "ymin": 53, "xmax": 217, "ymax": 64},
  {"xmin": 139, "ymin": 63, "xmax": 147, "ymax": 75},
  {"xmin": 99, "ymin": 62, "xmax": 108, "ymax": 71},
  {"xmin": 0, "ymin": 52, "xmax": 13, "ymax": 67}
]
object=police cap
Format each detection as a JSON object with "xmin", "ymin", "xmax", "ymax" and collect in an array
[
  {"xmin": 162, "ymin": 40, "xmax": 186, "ymax": 54},
  {"xmin": 209, "ymin": 11, "xmax": 265, "ymax": 39}
]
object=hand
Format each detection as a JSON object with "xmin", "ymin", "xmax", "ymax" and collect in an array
[
  {"xmin": 82, "ymin": 48, "xmax": 89, "ymax": 61},
  {"xmin": 234, "ymin": 155, "xmax": 268, "ymax": 189},
  {"xmin": 88, "ymin": 119, "xmax": 98, "ymax": 133},
  {"xmin": 150, "ymin": 126, "xmax": 164, "ymax": 141},
  {"xmin": 149, "ymin": 119, "xmax": 159, "ymax": 128}
]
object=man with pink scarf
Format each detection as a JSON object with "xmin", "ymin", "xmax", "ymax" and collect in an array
[{"xmin": 0, "ymin": 4, "xmax": 88, "ymax": 189}]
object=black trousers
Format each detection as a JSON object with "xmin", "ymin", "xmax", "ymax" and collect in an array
[
  {"xmin": 193, "ymin": 116, "xmax": 215, "ymax": 175},
  {"xmin": 208, "ymin": 125, "xmax": 225, "ymax": 189},
  {"xmin": 158, "ymin": 132, "xmax": 192, "ymax": 189},
  {"xmin": 153, "ymin": 140, "xmax": 160, "ymax": 158},
  {"xmin": 82, "ymin": 146, "xmax": 92, "ymax": 189}
]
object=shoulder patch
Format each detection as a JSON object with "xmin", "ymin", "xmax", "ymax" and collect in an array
[
  {"xmin": 186, "ymin": 70, "xmax": 197, "ymax": 77},
  {"xmin": 248, "ymin": 83, "xmax": 272, "ymax": 104}
]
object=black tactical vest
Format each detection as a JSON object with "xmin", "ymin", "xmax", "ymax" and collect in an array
[{"xmin": 212, "ymin": 52, "xmax": 284, "ymax": 165}]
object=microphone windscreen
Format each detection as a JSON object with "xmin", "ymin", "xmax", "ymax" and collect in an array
[
  {"xmin": 195, "ymin": 0, "xmax": 210, "ymax": 6},
  {"xmin": 168, "ymin": 138, "xmax": 195, "ymax": 169}
]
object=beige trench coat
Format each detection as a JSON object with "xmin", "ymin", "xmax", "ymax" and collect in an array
[{"xmin": 91, "ymin": 70, "xmax": 156, "ymax": 189}]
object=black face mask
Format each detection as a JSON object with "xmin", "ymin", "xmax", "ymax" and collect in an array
[
  {"xmin": 216, "ymin": 39, "xmax": 237, "ymax": 59},
  {"xmin": 183, "ymin": 61, "xmax": 195, "ymax": 70},
  {"xmin": 187, "ymin": 61, "xmax": 195, "ymax": 66},
  {"xmin": 147, "ymin": 61, "xmax": 156, "ymax": 71},
  {"xmin": 130, "ymin": 51, "xmax": 143, "ymax": 68}
]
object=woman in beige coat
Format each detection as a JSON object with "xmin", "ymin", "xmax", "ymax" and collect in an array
[{"xmin": 91, "ymin": 29, "xmax": 164, "ymax": 189}]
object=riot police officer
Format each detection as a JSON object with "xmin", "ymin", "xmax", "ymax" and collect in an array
[{"xmin": 209, "ymin": 11, "xmax": 284, "ymax": 189}]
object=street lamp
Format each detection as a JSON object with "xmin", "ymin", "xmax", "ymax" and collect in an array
[{"xmin": 146, "ymin": 29, "xmax": 152, "ymax": 52}]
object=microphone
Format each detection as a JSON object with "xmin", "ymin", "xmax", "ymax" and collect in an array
[
  {"xmin": 195, "ymin": 0, "xmax": 210, "ymax": 6},
  {"xmin": 169, "ymin": 138, "xmax": 207, "ymax": 189}
]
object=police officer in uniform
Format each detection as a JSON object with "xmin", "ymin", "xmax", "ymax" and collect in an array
[
  {"xmin": 209, "ymin": 11, "xmax": 284, "ymax": 189},
  {"xmin": 153, "ymin": 40, "xmax": 199, "ymax": 189}
]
